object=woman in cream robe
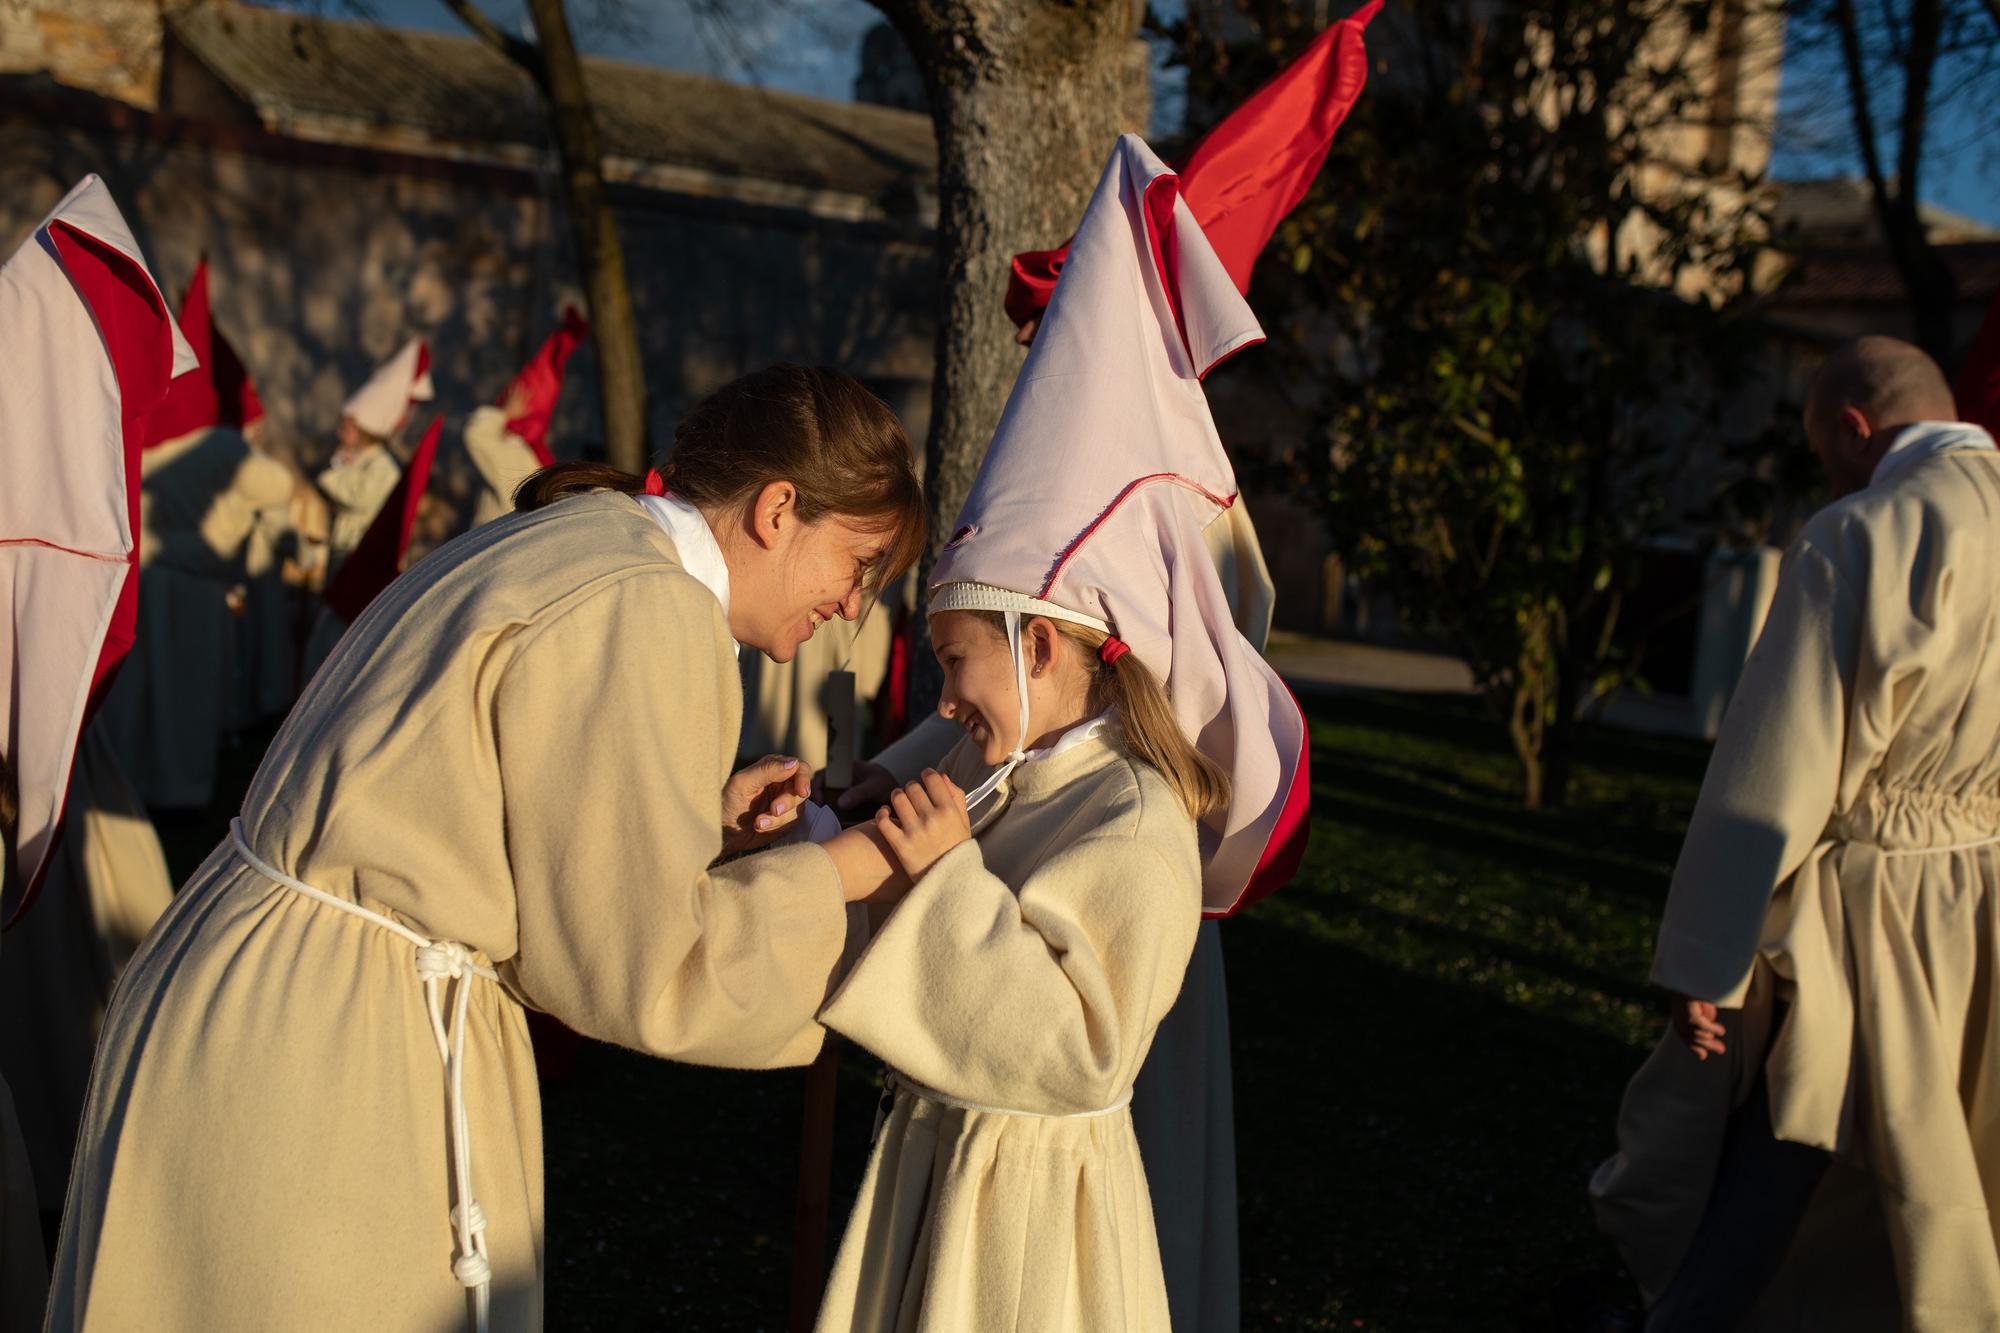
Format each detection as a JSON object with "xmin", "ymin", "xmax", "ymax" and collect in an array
[
  {"xmin": 1596, "ymin": 440, "xmax": 2000, "ymax": 1329},
  {"xmin": 96, "ymin": 425, "xmax": 294, "ymax": 807},
  {"xmin": 816, "ymin": 721, "xmax": 1202, "ymax": 1332},
  {"xmin": 49, "ymin": 491, "xmax": 860, "ymax": 1330}
]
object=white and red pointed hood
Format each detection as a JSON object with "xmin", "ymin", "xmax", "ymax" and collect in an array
[
  {"xmin": 930, "ymin": 133, "xmax": 1310, "ymax": 917},
  {"xmin": 343, "ymin": 336, "xmax": 434, "ymax": 439},
  {"xmin": 0, "ymin": 175, "xmax": 195, "ymax": 918}
]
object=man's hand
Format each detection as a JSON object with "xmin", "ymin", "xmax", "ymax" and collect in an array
[
  {"xmin": 813, "ymin": 758, "xmax": 898, "ymax": 817},
  {"xmin": 721, "ymin": 754, "xmax": 811, "ymax": 856},
  {"xmin": 1669, "ymin": 993, "xmax": 1728, "ymax": 1061},
  {"xmin": 875, "ymin": 770, "xmax": 970, "ymax": 882}
]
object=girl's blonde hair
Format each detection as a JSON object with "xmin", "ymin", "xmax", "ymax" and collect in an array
[{"xmin": 967, "ymin": 611, "xmax": 1230, "ymax": 822}]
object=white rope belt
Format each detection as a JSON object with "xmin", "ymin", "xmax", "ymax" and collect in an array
[
  {"xmin": 886, "ymin": 1069, "xmax": 1133, "ymax": 1120},
  {"xmin": 228, "ymin": 819, "xmax": 498, "ymax": 1333}
]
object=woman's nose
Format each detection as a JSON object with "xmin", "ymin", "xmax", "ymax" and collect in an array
[{"xmin": 840, "ymin": 587, "xmax": 863, "ymax": 620}]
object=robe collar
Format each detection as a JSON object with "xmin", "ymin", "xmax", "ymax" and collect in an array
[
  {"xmin": 636, "ymin": 492, "xmax": 736, "ymax": 658},
  {"xmin": 1870, "ymin": 420, "xmax": 1997, "ymax": 488}
]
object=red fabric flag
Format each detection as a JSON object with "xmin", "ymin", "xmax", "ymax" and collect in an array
[
  {"xmin": 1004, "ymin": 0, "xmax": 1381, "ymax": 328},
  {"xmin": 1957, "ymin": 288, "xmax": 2000, "ymax": 436},
  {"xmin": 144, "ymin": 258, "xmax": 265, "ymax": 447},
  {"xmin": 500, "ymin": 306, "xmax": 589, "ymax": 466},
  {"xmin": 322, "ymin": 416, "xmax": 442, "ymax": 623}
]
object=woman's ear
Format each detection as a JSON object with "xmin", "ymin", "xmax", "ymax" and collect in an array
[{"xmin": 749, "ymin": 480, "xmax": 798, "ymax": 550}]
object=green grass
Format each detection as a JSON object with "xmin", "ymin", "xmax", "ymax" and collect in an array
[{"xmin": 162, "ymin": 688, "xmax": 1711, "ymax": 1330}]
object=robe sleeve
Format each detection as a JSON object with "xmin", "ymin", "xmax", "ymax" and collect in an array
[
  {"xmin": 1651, "ymin": 536, "xmax": 1861, "ymax": 1006},
  {"xmin": 820, "ymin": 830, "xmax": 1201, "ymax": 1112},
  {"xmin": 493, "ymin": 570, "xmax": 851, "ymax": 1069},
  {"xmin": 317, "ymin": 450, "xmax": 398, "ymax": 514},
  {"xmin": 463, "ymin": 406, "xmax": 542, "ymax": 506},
  {"xmin": 869, "ymin": 713, "xmax": 962, "ymax": 784}
]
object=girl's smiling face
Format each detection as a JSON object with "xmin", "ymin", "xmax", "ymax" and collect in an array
[
  {"xmin": 930, "ymin": 610, "xmax": 1092, "ymax": 766},
  {"xmin": 931, "ymin": 610, "xmax": 1018, "ymax": 765}
]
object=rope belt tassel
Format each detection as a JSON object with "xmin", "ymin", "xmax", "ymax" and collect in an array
[{"xmin": 229, "ymin": 820, "xmax": 498, "ymax": 1333}]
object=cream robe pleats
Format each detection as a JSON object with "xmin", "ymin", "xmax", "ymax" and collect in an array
[
  {"xmin": 1600, "ymin": 452, "xmax": 2000, "ymax": 1330},
  {"xmin": 48, "ymin": 491, "xmax": 851, "ymax": 1331},
  {"xmin": 816, "ymin": 729, "xmax": 1201, "ymax": 1333}
]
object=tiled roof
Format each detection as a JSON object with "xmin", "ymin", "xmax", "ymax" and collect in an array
[
  {"xmin": 1772, "ymin": 176, "xmax": 1999, "ymax": 247},
  {"xmin": 1773, "ymin": 241, "xmax": 2000, "ymax": 306},
  {"xmin": 167, "ymin": 4, "xmax": 936, "ymax": 202}
]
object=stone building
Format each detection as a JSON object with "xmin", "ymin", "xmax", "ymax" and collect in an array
[{"xmin": 0, "ymin": 0, "xmax": 941, "ymax": 503}]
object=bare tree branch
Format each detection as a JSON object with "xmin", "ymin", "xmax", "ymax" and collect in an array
[
  {"xmin": 1833, "ymin": 0, "xmax": 1894, "ymax": 204},
  {"xmin": 439, "ymin": 0, "xmax": 544, "ymax": 77}
]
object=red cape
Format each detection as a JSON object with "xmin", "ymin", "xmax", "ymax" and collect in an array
[
  {"xmin": 322, "ymin": 417, "xmax": 442, "ymax": 623},
  {"xmin": 501, "ymin": 307, "xmax": 588, "ymax": 466},
  {"xmin": 1004, "ymin": 0, "xmax": 1381, "ymax": 327},
  {"xmin": 145, "ymin": 258, "xmax": 264, "ymax": 447},
  {"xmin": 1957, "ymin": 288, "xmax": 2000, "ymax": 436}
]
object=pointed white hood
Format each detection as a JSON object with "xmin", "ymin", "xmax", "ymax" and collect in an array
[
  {"xmin": 343, "ymin": 336, "xmax": 434, "ymax": 438},
  {"xmin": 0, "ymin": 175, "xmax": 195, "ymax": 915},
  {"xmin": 930, "ymin": 134, "xmax": 1309, "ymax": 917}
]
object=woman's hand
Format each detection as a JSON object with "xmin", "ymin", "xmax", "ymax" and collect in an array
[
  {"xmin": 1668, "ymin": 993, "xmax": 1727, "ymax": 1061},
  {"xmin": 720, "ymin": 754, "xmax": 811, "ymax": 856},
  {"xmin": 875, "ymin": 770, "xmax": 970, "ymax": 882}
]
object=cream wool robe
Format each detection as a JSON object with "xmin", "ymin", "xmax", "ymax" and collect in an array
[
  {"xmin": 816, "ymin": 725, "xmax": 1202, "ymax": 1333},
  {"xmin": 861, "ymin": 496, "xmax": 1269, "ymax": 1333},
  {"xmin": 1596, "ymin": 442, "xmax": 2000, "ymax": 1330},
  {"xmin": 49, "ymin": 490, "xmax": 851, "ymax": 1332},
  {"xmin": 318, "ymin": 440, "xmax": 401, "ymax": 576},
  {"xmin": 464, "ymin": 405, "xmax": 543, "ymax": 529}
]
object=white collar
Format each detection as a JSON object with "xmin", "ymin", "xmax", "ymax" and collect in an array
[
  {"xmin": 1870, "ymin": 420, "xmax": 1997, "ymax": 488},
  {"xmin": 1022, "ymin": 710, "xmax": 1113, "ymax": 763},
  {"xmin": 636, "ymin": 492, "xmax": 736, "ymax": 658}
]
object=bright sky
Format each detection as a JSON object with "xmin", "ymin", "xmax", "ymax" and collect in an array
[{"xmin": 320, "ymin": 0, "xmax": 1998, "ymax": 226}]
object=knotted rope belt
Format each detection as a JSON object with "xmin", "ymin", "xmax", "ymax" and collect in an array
[{"xmin": 229, "ymin": 819, "xmax": 498, "ymax": 1333}]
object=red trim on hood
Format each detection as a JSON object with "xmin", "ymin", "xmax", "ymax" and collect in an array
[{"xmin": 1037, "ymin": 472, "xmax": 1236, "ymax": 601}]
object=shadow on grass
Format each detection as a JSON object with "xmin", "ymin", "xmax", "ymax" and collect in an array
[{"xmin": 1227, "ymin": 913, "xmax": 1652, "ymax": 1332}]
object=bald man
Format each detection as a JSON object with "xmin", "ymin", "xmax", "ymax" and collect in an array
[{"xmin": 1592, "ymin": 337, "xmax": 2000, "ymax": 1331}]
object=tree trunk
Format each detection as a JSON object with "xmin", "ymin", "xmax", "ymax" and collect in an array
[
  {"xmin": 1831, "ymin": 0, "xmax": 1958, "ymax": 365},
  {"xmin": 872, "ymin": 0, "xmax": 1149, "ymax": 713},
  {"xmin": 524, "ymin": 0, "xmax": 649, "ymax": 472}
]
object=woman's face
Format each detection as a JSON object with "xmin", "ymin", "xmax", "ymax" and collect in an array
[
  {"xmin": 931, "ymin": 611, "xmax": 1019, "ymax": 765},
  {"xmin": 722, "ymin": 482, "xmax": 892, "ymax": 662}
]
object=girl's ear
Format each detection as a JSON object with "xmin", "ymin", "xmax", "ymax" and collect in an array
[{"xmin": 1026, "ymin": 616, "xmax": 1061, "ymax": 677}]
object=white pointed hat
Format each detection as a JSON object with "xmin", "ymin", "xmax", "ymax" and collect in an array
[
  {"xmin": 0, "ymin": 175, "xmax": 196, "ymax": 917},
  {"xmin": 929, "ymin": 133, "xmax": 1310, "ymax": 917},
  {"xmin": 342, "ymin": 336, "xmax": 434, "ymax": 438}
]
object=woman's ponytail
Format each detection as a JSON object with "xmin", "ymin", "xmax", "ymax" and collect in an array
[{"xmin": 512, "ymin": 462, "xmax": 648, "ymax": 513}]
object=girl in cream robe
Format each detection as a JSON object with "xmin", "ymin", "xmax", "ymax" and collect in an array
[
  {"xmin": 49, "ymin": 491, "xmax": 856, "ymax": 1331},
  {"xmin": 816, "ymin": 717, "xmax": 1202, "ymax": 1333}
]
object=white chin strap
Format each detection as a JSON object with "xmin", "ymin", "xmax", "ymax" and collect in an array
[{"xmin": 962, "ymin": 608, "xmax": 1032, "ymax": 812}]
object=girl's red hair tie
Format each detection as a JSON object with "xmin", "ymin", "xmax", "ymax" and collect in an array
[
  {"xmin": 1099, "ymin": 636, "xmax": 1132, "ymax": 666},
  {"xmin": 641, "ymin": 468, "xmax": 667, "ymax": 497}
]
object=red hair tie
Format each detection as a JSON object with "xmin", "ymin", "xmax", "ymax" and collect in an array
[
  {"xmin": 641, "ymin": 468, "xmax": 667, "ymax": 497},
  {"xmin": 1099, "ymin": 636, "xmax": 1132, "ymax": 666}
]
